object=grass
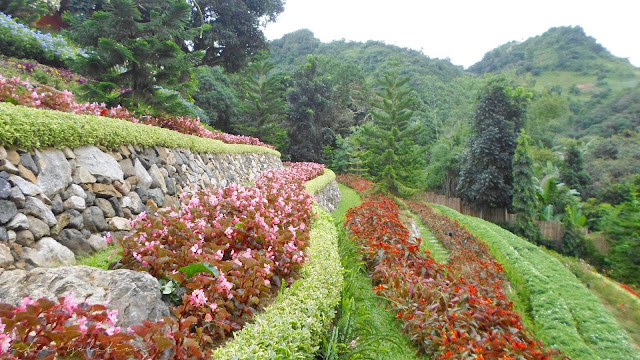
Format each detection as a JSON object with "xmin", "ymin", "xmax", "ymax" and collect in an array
[
  {"xmin": 77, "ymin": 245, "xmax": 120, "ymax": 269},
  {"xmin": 544, "ymin": 250, "xmax": 640, "ymax": 352},
  {"xmin": 322, "ymin": 184, "xmax": 425, "ymax": 360},
  {"xmin": 410, "ymin": 213, "xmax": 449, "ymax": 263}
]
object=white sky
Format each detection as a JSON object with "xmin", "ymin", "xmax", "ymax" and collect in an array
[{"xmin": 264, "ymin": 0, "xmax": 640, "ymax": 69}]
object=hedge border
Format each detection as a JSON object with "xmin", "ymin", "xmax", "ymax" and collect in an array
[
  {"xmin": 305, "ymin": 169, "xmax": 336, "ymax": 195},
  {"xmin": 0, "ymin": 103, "xmax": 279, "ymax": 156},
  {"xmin": 213, "ymin": 204, "xmax": 343, "ymax": 359}
]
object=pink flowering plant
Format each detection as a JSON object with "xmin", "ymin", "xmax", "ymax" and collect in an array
[
  {"xmin": 118, "ymin": 164, "xmax": 321, "ymax": 341},
  {"xmin": 0, "ymin": 73, "xmax": 274, "ymax": 149}
]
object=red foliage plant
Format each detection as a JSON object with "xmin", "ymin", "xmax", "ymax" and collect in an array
[
  {"xmin": 336, "ymin": 174, "xmax": 375, "ymax": 193},
  {"xmin": 345, "ymin": 195, "xmax": 562, "ymax": 359}
]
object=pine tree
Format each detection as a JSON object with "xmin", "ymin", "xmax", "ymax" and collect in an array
[
  {"xmin": 235, "ymin": 52, "xmax": 288, "ymax": 152},
  {"xmin": 358, "ymin": 69, "xmax": 424, "ymax": 196},
  {"xmin": 512, "ymin": 130, "xmax": 541, "ymax": 243},
  {"xmin": 68, "ymin": 0, "xmax": 202, "ymax": 114},
  {"xmin": 457, "ymin": 79, "xmax": 528, "ymax": 211}
]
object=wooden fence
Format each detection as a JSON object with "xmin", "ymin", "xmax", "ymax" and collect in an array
[{"xmin": 417, "ymin": 192, "xmax": 586, "ymax": 241}]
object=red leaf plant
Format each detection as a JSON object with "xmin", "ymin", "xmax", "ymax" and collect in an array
[{"xmin": 344, "ymin": 190, "xmax": 563, "ymax": 359}]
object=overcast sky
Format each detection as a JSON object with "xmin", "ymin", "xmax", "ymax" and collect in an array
[{"xmin": 264, "ymin": 0, "xmax": 640, "ymax": 69}]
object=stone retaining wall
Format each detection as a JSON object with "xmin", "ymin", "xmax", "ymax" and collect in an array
[
  {"xmin": 0, "ymin": 144, "xmax": 282, "ymax": 270},
  {"xmin": 314, "ymin": 180, "xmax": 341, "ymax": 213}
]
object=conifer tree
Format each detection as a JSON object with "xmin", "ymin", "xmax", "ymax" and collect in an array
[
  {"xmin": 235, "ymin": 52, "xmax": 288, "ymax": 152},
  {"xmin": 358, "ymin": 69, "xmax": 424, "ymax": 196},
  {"xmin": 512, "ymin": 130, "xmax": 541, "ymax": 243},
  {"xmin": 457, "ymin": 78, "xmax": 528, "ymax": 211},
  {"xmin": 560, "ymin": 142, "xmax": 591, "ymax": 196},
  {"xmin": 68, "ymin": 0, "xmax": 202, "ymax": 114}
]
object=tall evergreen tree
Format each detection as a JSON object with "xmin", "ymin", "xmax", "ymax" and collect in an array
[
  {"xmin": 512, "ymin": 130, "xmax": 541, "ymax": 243},
  {"xmin": 286, "ymin": 55, "xmax": 333, "ymax": 162},
  {"xmin": 457, "ymin": 79, "xmax": 528, "ymax": 211},
  {"xmin": 235, "ymin": 52, "xmax": 288, "ymax": 152},
  {"xmin": 68, "ymin": 0, "xmax": 202, "ymax": 114},
  {"xmin": 560, "ymin": 142, "xmax": 591, "ymax": 196},
  {"xmin": 358, "ymin": 69, "xmax": 424, "ymax": 196}
]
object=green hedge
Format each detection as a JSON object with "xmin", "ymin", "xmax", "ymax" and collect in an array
[
  {"xmin": 0, "ymin": 103, "xmax": 279, "ymax": 156},
  {"xmin": 213, "ymin": 204, "xmax": 343, "ymax": 359},
  {"xmin": 432, "ymin": 204, "xmax": 636, "ymax": 360},
  {"xmin": 305, "ymin": 169, "xmax": 336, "ymax": 195}
]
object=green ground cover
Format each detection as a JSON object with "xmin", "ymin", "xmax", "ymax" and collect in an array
[
  {"xmin": 410, "ymin": 213, "xmax": 449, "ymax": 263},
  {"xmin": 431, "ymin": 203, "xmax": 636, "ymax": 360},
  {"xmin": 0, "ymin": 102, "xmax": 279, "ymax": 155}
]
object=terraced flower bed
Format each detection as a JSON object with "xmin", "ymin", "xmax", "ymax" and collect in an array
[
  {"xmin": 428, "ymin": 203, "xmax": 637, "ymax": 360},
  {"xmin": 345, "ymin": 194, "xmax": 557, "ymax": 359},
  {"xmin": 0, "ymin": 163, "xmax": 342, "ymax": 358}
]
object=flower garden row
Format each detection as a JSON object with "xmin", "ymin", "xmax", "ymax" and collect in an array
[
  {"xmin": 429, "ymin": 204, "xmax": 636, "ymax": 360},
  {"xmin": 343, "ymin": 191, "xmax": 557, "ymax": 359},
  {"xmin": 0, "ymin": 162, "xmax": 343, "ymax": 358},
  {"xmin": 0, "ymin": 73, "xmax": 274, "ymax": 149}
]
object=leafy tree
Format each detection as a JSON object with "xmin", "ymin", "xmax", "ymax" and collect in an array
[
  {"xmin": 192, "ymin": 65, "xmax": 238, "ymax": 131},
  {"xmin": 457, "ymin": 79, "xmax": 529, "ymax": 211},
  {"xmin": 234, "ymin": 52, "xmax": 288, "ymax": 152},
  {"xmin": 67, "ymin": 0, "xmax": 202, "ymax": 115},
  {"xmin": 560, "ymin": 142, "xmax": 591, "ymax": 196},
  {"xmin": 285, "ymin": 55, "xmax": 333, "ymax": 163},
  {"xmin": 185, "ymin": 0, "xmax": 285, "ymax": 71},
  {"xmin": 0, "ymin": 0, "xmax": 49, "ymax": 23},
  {"xmin": 560, "ymin": 205, "xmax": 586, "ymax": 257},
  {"xmin": 512, "ymin": 130, "xmax": 541, "ymax": 243},
  {"xmin": 358, "ymin": 68, "xmax": 425, "ymax": 196}
]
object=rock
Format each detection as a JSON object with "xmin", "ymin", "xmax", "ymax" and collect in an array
[
  {"xmin": 0, "ymin": 178, "xmax": 11, "ymax": 199},
  {"xmin": 5, "ymin": 150, "xmax": 20, "ymax": 165},
  {"xmin": 0, "ymin": 200, "xmax": 17, "ymax": 224},
  {"xmin": 0, "ymin": 266, "xmax": 170, "ymax": 328},
  {"xmin": 7, "ymin": 230, "xmax": 15, "ymax": 242},
  {"xmin": 135, "ymin": 186, "xmax": 149, "ymax": 203},
  {"xmin": 9, "ymin": 187, "xmax": 25, "ymax": 208},
  {"xmin": 146, "ymin": 199, "xmax": 158, "ymax": 213},
  {"xmin": 51, "ymin": 194, "xmax": 63, "ymax": 214},
  {"xmin": 95, "ymin": 198, "xmax": 116, "ymax": 218},
  {"xmin": 57, "ymin": 229, "xmax": 93, "ymax": 256},
  {"xmin": 27, "ymin": 216, "xmax": 50, "ymax": 239},
  {"xmin": 24, "ymin": 197, "xmax": 57, "ymax": 226},
  {"xmin": 15, "ymin": 230, "xmax": 34, "ymax": 247},
  {"xmin": 19, "ymin": 237, "xmax": 75, "ymax": 267},
  {"xmin": 0, "ymin": 243, "xmax": 13, "ymax": 267},
  {"xmin": 164, "ymin": 194, "xmax": 178, "ymax": 210},
  {"xmin": 120, "ymin": 192, "xmax": 144, "ymax": 214},
  {"xmin": 0, "ymin": 227, "xmax": 8, "ymax": 242},
  {"xmin": 147, "ymin": 188, "xmax": 165, "ymax": 207},
  {"xmin": 85, "ymin": 191, "xmax": 95, "ymax": 207},
  {"xmin": 72, "ymin": 166, "xmax": 97, "ymax": 184},
  {"xmin": 82, "ymin": 206, "xmax": 109, "ymax": 232},
  {"xmin": 122, "ymin": 208, "xmax": 133, "ymax": 219},
  {"xmin": 87, "ymin": 234, "xmax": 108, "ymax": 251},
  {"xmin": 69, "ymin": 184, "xmax": 87, "ymax": 199},
  {"xmin": 62, "ymin": 147, "xmax": 75, "ymax": 159},
  {"xmin": 17, "ymin": 164, "xmax": 37, "ymax": 184},
  {"xmin": 51, "ymin": 213, "xmax": 72, "ymax": 235},
  {"xmin": 108, "ymin": 197, "xmax": 124, "ymax": 217},
  {"xmin": 10, "ymin": 175, "xmax": 42, "ymax": 196},
  {"xmin": 109, "ymin": 217, "xmax": 132, "ymax": 231},
  {"xmin": 113, "ymin": 181, "xmax": 131, "ymax": 196},
  {"xmin": 7, "ymin": 213, "xmax": 28, "ymax": 230},
  {"xmin": 1, "ymin": 160, "xmax": 18, "ymax": 174},
  {"xmin": 0, "ymin": 146, "xmax": 6, "ymax": 160},
  {"xmin": 89, "ymin": 183, "xmax": 122, "ymax": 198},
  {"xmin": 63, "ymin": 196, "xmax": 86, "ymax": 211},
  {"xmin": 74, "ymin": 146, "xmax": 124, "ymax": 182},
  {"xmin": 35, "ymin": 149, "xmax": 72, "ymax": 197},
  {"xmin": 165, "ymin": 177, "xmax": 176, "ymax": 196},
  {"xmin": 148, "ymin": 164, "xmax": 167, "ymax": 193},
  {"xmin": 19, "ymin": 152, "xmax": 39, "ymax": 175},
  {"xmin": 67, "ymin": 210, "xmax": 84, "ymax": 230}
]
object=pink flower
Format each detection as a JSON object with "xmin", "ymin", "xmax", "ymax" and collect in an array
[
  {"xmin": 63, "ymin": 293, "xmax": 79, "ymax": 313},
  {"xmin": 0, "ymin": 333, "xmax": 10, "ymax": 354},
  {"xmin": 104, "ymin": 232, "xmax": 114, "ymax": 244},
  {"xmin": 77, "ymin": 316, "xmax": 88, "ymax": 334},
  {"xmin": 105, "ymin": 326, "xmax": 121, "ymax": 336},
  {"xmin": 107, "ymin": 309, "xmax": 119, "ymax": 326},
  {"xmin": 189, "ymin": 289, "xmax": 208, "ymax": 307},
  {"xmin": 209, "ymin": 302, "xmax": 218, "ymax": 311}
]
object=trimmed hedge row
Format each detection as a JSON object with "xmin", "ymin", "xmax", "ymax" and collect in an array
[
  {"xmin": 213, "ymin": 204, "xmax": 343, "ymax": 359},
  {"xmin": 304, "ymin": 169, "xmax": 336, "ymax": 195},
  {"xmin": 432, "ymin": 204, "xmax": 636, "ymax": 360},
  {"xmin": 0, "ymin": 102, "xmax": 279, "ymax": 156}
]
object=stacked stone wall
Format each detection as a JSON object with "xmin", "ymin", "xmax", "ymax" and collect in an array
[{"xmin": 0, "ymin": 144, "xmax": 282, "ymax": 271}]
